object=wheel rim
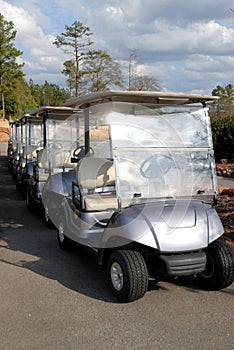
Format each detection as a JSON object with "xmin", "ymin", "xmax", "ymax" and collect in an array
[
  {"xmin": 58, "ymin": 222, "xmax": 65, "ymax": 243},
  {"xmin": 110, "ymin": 262, "xmax": 124, "ymax": 291},
  {"xmin": 201, "ymin": 253, "xmax": 214, "ymax": 279},
  {"xmin": 44, "ymin": 206, "xmax": 49, "ymax": 222},
  {"xmin": 26, "ymin": 192, "xmax": 30, "ymax": 206}
]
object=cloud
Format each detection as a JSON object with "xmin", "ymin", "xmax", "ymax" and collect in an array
[
  {"xmin": 0, "ymin": 0, "xmax": 233, "ymax": 94},
  {"xmin": 0, "ymin": 0, "xmax": 67, "ymax": 84}
]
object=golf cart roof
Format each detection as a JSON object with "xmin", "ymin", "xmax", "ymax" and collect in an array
[
  {"xmin": 17, "ymin": 113, "xmax": 42, "ymax": 125},
  {"xmin": 64, "ymin": 90, "xmax": 219, "ymax": 109},
  {"xmin": 29, "ymin": 106, "xmax": 76, "ymax": 121}
]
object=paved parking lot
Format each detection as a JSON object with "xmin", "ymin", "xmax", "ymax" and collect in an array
[{"xmin": 0, "ymin": 155, "xmax": 233, "ymax": 350}]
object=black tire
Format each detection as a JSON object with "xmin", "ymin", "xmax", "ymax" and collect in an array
[
  {"xmin": 26, "ymin": 190, "xmax": 36, "ymax": 212},
  {"xmin": 22, "ymin": 179, "xmax": 29, "ymax": 199},
  {"xmin": 16, "ymin": 181, "xmax": 22, "ymax": 193},
  {"xmin": 108, "ymin": 250, "xmax": 148, "ymax": 303},
  {"xmin": 57, "ymin": 221, "xmax": 70, "ymax": 250},
  {"xmin": 198, "ymin": 240, "xmax": 234, "ymax": 290}
]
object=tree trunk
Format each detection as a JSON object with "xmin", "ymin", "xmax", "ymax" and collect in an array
[{"xmin": 0, "ymin": 74, "xmax": 5, "ymax": 119}]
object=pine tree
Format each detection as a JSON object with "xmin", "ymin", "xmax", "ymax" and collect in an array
[
  {"xmin": 0, "ymin": 13, "xmax": 24, "ymax": 118},
  {"xmin": 53, "ymin": 21, "xmax": 93, "ymax": 97}
]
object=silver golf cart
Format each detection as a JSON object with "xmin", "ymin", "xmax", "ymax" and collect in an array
[
  {"xmin": 9, "ymin": 116, "xmax": 27, "ymax": 180},
  {"xmin": 26, "ymin": 106, "xmax": 76, "ymax": 224},
  {"xmin": 16, "ymin": 114, "xmax": 44, "ymax": 196},
  {"xmin": 43, "ymin": 91, "xmax": 234, "ymax": 302},
  {"xmin": 7, "ymin": 120, "xmax": 18, "ymax": 174}
]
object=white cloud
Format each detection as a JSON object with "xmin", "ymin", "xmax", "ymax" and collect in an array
[
  {"xmin": 0, "ymin": 0, "xmax": 67, "ymax": 84},
  {"xmin": 0, "ymin": 0, "xmax": 233, "ymax": 94}
]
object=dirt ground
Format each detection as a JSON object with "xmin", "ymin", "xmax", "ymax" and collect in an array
[
  {"xmin": 217, "ymin": 194, "xmax": 234, "ymax": 251},
  {"xmin": 216, "ymin": 163, "xmax": 234, "ymax": 251}
]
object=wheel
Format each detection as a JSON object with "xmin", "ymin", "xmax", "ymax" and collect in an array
[
  {"xmin": 197, "ymin": 240, "xmax": 234, "ymax": 290},
  {"xmin": 57, "ymin": 221, "xmax": 70, "ymax": 250},
  {"xmin": 22, "ymin": 179, "xmax": 29, "ymax": 199},
  {"xmin": 108, "ymin": 250, "xmax": 148, "ymax": 303},
  {"xmin": 26, "ymin": 189, "xmax": 36, "ymax": 212},
  {"xmin": 16, "ymin": 181, "xmax": 22, "ymax": 193},
  {"xmin": 44, "ymin": 205, "xmax": 55, "ymax": 229}
]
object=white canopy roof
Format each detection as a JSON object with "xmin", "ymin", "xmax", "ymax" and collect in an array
[
  {"xmin": 29, "ymin": 106, "xmax": 76, "ymax": 121},
  {"xmin": 64, "ymin": 90, "xmax": 219, "ymax": 109}
]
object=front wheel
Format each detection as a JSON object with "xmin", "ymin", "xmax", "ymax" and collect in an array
[
  {"xmin": 197, "ymin": 240, "xmax": 234, "ymax": 290},
  {"xmin": 44, "ymin": 205, "xmax": 55, "ymax": 229},
  {"xmin": 108, "ymin": 250, "xmax": 148, "ymax": 303}
]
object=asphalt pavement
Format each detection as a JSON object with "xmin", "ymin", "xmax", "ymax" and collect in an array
[{"xmin": 0, "ymin": 155, "xmax": 233, "ymax": 350}]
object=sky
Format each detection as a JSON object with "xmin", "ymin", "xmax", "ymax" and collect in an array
[{"xmin": 0, "ymin": 0, "xmax": 234, "ymax": 95}]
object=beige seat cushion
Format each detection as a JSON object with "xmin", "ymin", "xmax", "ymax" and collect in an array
[
  {"xmin": 76, "ymin": 157, "xmax": 117, "ymax": 211},
  {"xmin": 37, "ymin": 171, "xmax": 49, "ymax": 182},
  {"xmin": 37, "ymin": 149, "xmax": 49, "ymax": 168},
  {"xmin": 77, "ymin": 157, "xmax": 115, "ymax": 189},
  {"xmin": 83, "ymin": 193, "xmax": 131, "ymax": 211}
]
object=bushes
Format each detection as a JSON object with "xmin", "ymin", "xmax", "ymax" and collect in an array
[{"xmin": 212, "ymin": 116, "xmax": 234, "ymax": 162}]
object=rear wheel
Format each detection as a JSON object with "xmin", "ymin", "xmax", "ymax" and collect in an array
[
  {"xmin": 22, "ymin": 179, "xmax": 29, "ymax": 199},
  {"xmin": 198, "ymin": 240, "xmax": 234, "ymax": 290},
  {"xmin": 26, "ymin": 189, "xmax": 36, "ymax": 212},
  {"xmin": 108, "ymin": 250, "xmax": 148, "ymax": 303}
]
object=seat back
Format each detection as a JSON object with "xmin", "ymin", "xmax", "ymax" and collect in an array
[
  {"xmin": 37, "ymin": 149, "xmax": 49, "ymax": 168},
  {"xmin": 76, "ymin": 157, "xmax": 115, "ymax": 190}
]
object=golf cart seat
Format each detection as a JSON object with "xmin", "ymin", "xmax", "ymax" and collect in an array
[
  {"xmin": 37, "ymin": 149, "xmax": 50, "ymax": 181},
  {"xmin": 50, "ymin": 150, "xmax": 75, "ymax": 170},
  {"xmin": 76, "ymin": 157, "xmax": 130, "ymax": 211}
]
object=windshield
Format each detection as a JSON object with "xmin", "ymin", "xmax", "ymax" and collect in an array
[
  {"xmin": 25, "ymin": 122, "xmax": 43, "ymax": 160},
  {"xmin": 45, "ymin": 114, "xmax": 80, "ymax": 169},
  {"xmin": 106, "ymin": 107, "xmax": 216, "ymax": 205}
]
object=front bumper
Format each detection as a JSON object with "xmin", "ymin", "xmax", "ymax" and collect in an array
[{"xmin": 160, "ymin": 251, "xmax": 206, "ymax": 276}]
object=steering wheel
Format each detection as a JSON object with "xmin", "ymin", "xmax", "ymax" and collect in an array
[
  {"xmin": 73, "ymin": 145, "xmax": 94, "ymax": 158},
  {"xmin": 140, "ymin": 154, "xmax": 174, "ymax": 178},
  {"xmin": 48, "ymin": 142, "xmax": 63, "ymax": 151}
]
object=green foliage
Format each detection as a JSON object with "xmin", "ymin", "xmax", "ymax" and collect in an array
[
  {"xmin": 212, "ymin": 84, "xmax": 234, "ymax": 119},
  {"xmin": 0, "ymin": 13, "xmax": 25, "ymax": 118},
  {"xmin": 212, "ymin": 84, "xmax": 234, "ymax": 103},
  {"xmin": 212, "ymin": 116, "xmax": 234, "ymax": 161},
  {"xmin": 28, "ymin": 80, "xmax": 71, "ymax": 106},
  {"xmin": 4, "ymin": 78, "xmax": 37, "ymax": 120},
  {"xmin": 53, "ymin": 21, "xmax": 93, "ymax": 96},
  {"xmin": 62, "ymin": 60, "xmax": 76, "ymax": 93}
]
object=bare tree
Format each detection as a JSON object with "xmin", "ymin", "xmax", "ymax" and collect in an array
[
  {"xmin": 127, "ymin": 49, "xmax": 138, "ymax": 91},
  {"xmin": 130, "ymin": 75, "xmax": 160, "ymax": 91},
  {"xmin": 83, "ymin": 50, "xmax": 124, "ymax": 92},
  {"xmin": 125, "ymin": 49, "xmax": 161, "ymax": 91}
]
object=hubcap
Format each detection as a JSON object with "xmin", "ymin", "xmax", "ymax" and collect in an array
[
  {"xmin": 26, "ymin": 193, "xmax": 30, "ymax": 205},
  {"xmin": 58, "ymin": 222, "xmax": 65, "ymax": 243},
  {"xmin": 44, "ymin": 206, "xmax": 49, "ymax": 222},
  {"xmin": 201, "ymin": 253, "xmax": 214, "ymax": 278},
  {"xmin": 110, "ymin": 262, "xmax": 124, "ymax": 291}
]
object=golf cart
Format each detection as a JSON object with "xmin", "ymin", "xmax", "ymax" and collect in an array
[
  {"xmin": 42, "ymin": 91, "xmax": 234, "ymax": 302},
  {"xmin": 26, "ymin": 106, "xmax": 76, "ymax": 223},
  {"xmin": 7, "ymin": 120, "xmax": 18, "ymax": 173},
  {"xmin": 10, "ymin": 116, "xmax": 27, "ymax": 180},
  {"xmin": 15, "ymin": 114, "xmax": 44, "ymax": 197}
]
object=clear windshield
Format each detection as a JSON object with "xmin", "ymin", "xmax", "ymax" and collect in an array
[
  {"xmin": 46, "ymin": 114, "xmax": 80, "ymax": 169},
  {"xmin": 17, "ymin": 123, "xmax": 26, "ymax": 156},
  {"xmin": 25, "ymin": 123, "xmax": 43, "ymax": 160},
  {"xmin": 107, "ymin": 107, "xmax": 216, "ymax": 205}
]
